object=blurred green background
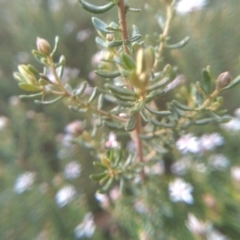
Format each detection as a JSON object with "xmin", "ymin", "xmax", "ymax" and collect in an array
[{"xmin": 1, "ymin": 0, "xmax": 240, "ymax": 239}]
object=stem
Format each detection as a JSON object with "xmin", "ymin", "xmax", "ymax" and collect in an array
[
  {"xmin": 199, "ymin": 89, "xmax": 220, "ymax": 109},
  {"xmin": 47, "ymin": 57, "xmax": 127, "ymax": 123},
  {"xmin": 136, "ymin": 113, "xmax": 146, "ymax": 180},
  {"xmin": 47, "ymin": 56, "xmax": 70, "ymax": 95},
  {"xmin": 117, "ymin": 0, "xmax": 130, "ymax": 55},
  {"xmin": 117, "ymin": 0, "xmax": 146, "ymax": 181},
  {"xmin": 153, "ymin": 4, "xmax": 173, "ymax": 70}
]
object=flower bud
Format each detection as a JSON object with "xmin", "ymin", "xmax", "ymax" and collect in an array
[
  {"xmin": 36, "ymin": 37, "xmax": 51, "ymax": 55},
  {"xmin": 216, "ymin": 71, "xmax": 232, "ymax": 90},
  {"xmin": 18, "ymin": 65, "xmax": 38, "ymax": 85},
  {"xmin": 106, "ymin": 33, "xmax": 114, "ymax": 42}
]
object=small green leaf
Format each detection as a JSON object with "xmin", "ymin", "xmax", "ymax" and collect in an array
[
  {"xmin": 93, "ymin": 162, "xmax": 107, "ymax": 169},
  {"xmin": 98, "ymin": 177, "xmax": 114, "ymax": 193},
  {"xmin": 129, "ymin": 35, "xmax": 142, "ymax": 43},
  {"xmin": 27, "ymin": 65, "xmax": 39, "ymax": 76},
  {"xmin": 106, "ymin": 22, "xmax": 120, "ymax": 32},
  {"xmin": 146, "ymin": 89, "xmax": 165, "ymax": 102},
  {"xmin": 202, "ymin": 68, "xmax": 212, "ymax": 95},
  {"xmin": 105, "ymin": 83, "xmax": 137, "ymax": 97},
  {"xmin": 73, "ymin": 81, "xmax": 87, "ymax": 96},
  {"xmin": 207, "ymin": 111, "xmax": 232, "ymax": 123},
  {"xmin": 19, "ymin": 92, "xmax": 44, "ymax": 99},
  {"xmin": 58, "ymin": 55, "xmax": 66, "ymax": 66},
  {"xmin": 97, "ymin": 94, "xmax": 104, "ymax": 109},
  {"xmin": 18, "ymin": 83, "xmax": 40, "ymax": 92},
  {"xmin": 32, "ymin": 49, "xmax": 47, "ymax": 58},
  {"xmin": 88, "ymin": 87, "xmax": 98, "ymax": 103},
  {"xmin": 140, "ymin": 109, "xmax": 150, "ymax": 122},
  {"xmin": 50, "ymin": 36, "xmax": 60, "ymax": 57},
  {"xmin": 107, "ymin": 40, "xmax": 123, "ymax": 48},
  {"xmin": 95, "ymin": 36, "xmax": 108, "ymax": 48},
  {"xmin": 206, "ymin": 65, "xmax": 215, "ymax": 80},
  {"xmin": 147, "ymin": 77, "xmax": 172, "ymax": 92},
  {"xmin": 128, "ymin": 7, "xmax": 142, "ymax": 12},
  {"xmin": 78, "ymin": 0, "xmax": 116, "ymax": 14},
  {"xmin": 194, "ymin": 118, "xmax": 214, "ymax": 125},
  {"xmin": 90, "ymin": 172, "xmax": 107, "ymax": 181},
  {"xmin": 34, "ymin": 96, "xmax": 63, "ymax": 105},
  {"xmin": 57, "ymin": 65, "xmax": 64, "ymax": 79},
  {"xmin": 129, "ymin": 25, "xmax": 142, "ymax": 43},
  {"xmin": 120, "ymin": 53, "xmax": 136, "ymax": 70},
  {"xmin": 92, "ymin": 17, "xmax": 113, "ymax": 34},
  {"xmin": 125, "ymin": 116, "xmax": 136, "ymax": 131},
  {"xmin": 145, "ymin": 105, "xmax": 171, "ymax": 116},
  {"xmin": 172, "ymin": 100, "xmax": 194, "ymax": 111},
  {"xmin": 165, "ymin": 36, "xmax": 190, "ymax": 49},
  {"xmin": 13, "ymin": 72, "xmax": 27, "ymax": 82},
  {"xmin": 94, "ymin": 70, "xmax": 121, "ymax": 78}
]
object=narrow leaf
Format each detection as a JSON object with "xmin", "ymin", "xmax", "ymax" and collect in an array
[
  {"xmin": 120, "ymin": 53, "xmax": 136, "ymax": 70},
  {"xmin": 18, "ymin": 83, "xmax": 39, "ymax": 92},
  {"xmin": 165, "ymin": 36, "xmax": 190, "ymax": 49},
  {"xmin": 92, "ymin": 17, "xmax": 113, "ymax": 34},
  {"xmin": 94, "ymin": 70, "xmax": 121, "ymax": 78},
  {"xmin": 88, "ymin": 87, "xmax": 98, "ymax": 103},
  {"xmin": 125, "ymin": 116, "xmax": 136, "ymax": 131},
  {"xmin": 34, "ymin": 96, "xmax": 63, "ymax": 105},
  {"xmin": 107, "ymin": 40, "xmax": 123, "ymax": 48},
  {"xmin": 145, "ymin": 105, "xmax": 171, "ymax": 116}
]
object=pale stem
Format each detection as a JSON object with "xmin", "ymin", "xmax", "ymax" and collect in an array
[
  {"xmin": 47, "ymin": 57, "xmax": 127, "ymax": 123},
  {"xmin": 117, "ymin": 0, "xmax": 146, "ymax": 180},
  {"xmin": 153, "ymin": 4, "xmax": 173, "ymax": 70}
]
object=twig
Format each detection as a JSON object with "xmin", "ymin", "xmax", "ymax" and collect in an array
[
  {"xmin": 117, "ymin": 0, "xmax": 146, "ymax": 181},
  {"xmin": 153, "ymin": 3, "xmax": 173, "ymax": 70},
  {"xmin": 117, "ymin": 0, "xmax": 130, "ymax": 55}
]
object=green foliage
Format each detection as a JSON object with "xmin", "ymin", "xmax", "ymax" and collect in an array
[{"xmin": 1, "ymin": 0, "xmax": 240, "ymax": 239}]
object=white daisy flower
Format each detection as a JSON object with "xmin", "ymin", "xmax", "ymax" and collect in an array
[
  {"xmin": 74, "ymin": 212, "xmax": 96, "ymax": 239},
  {"xmin": 176, "ymin": 134, "xmax": 201, "ymax": 154},
  {"xmin": 169, "ymin": 178, "xmax": 194, "ymax": 204},
  {"xmin": 14, "ymin": 172, "xmax": 36, "ymax": 194},
  {"xmin": 209, "ymin": 154, "xmax": 229, "ymax": 170},
  {"xmin": 55, "ymin": 185, "xmax": 76, "ymax": 208},
  {"xmin": 200, "ymin": 133, "xmax": 224, "ymax": 151},
  {"xmin": 64, "ymin": 161, "xmax": 82, "ymax": 179}
]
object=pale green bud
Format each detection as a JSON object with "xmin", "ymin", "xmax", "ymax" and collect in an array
[
  {"xmin": 133, "ymin": 48, "xmax": 155, "ymax": 95},
  {"xmin": 36, "ymin": 37, "xmax": 51, "ymax": 55},
  {"xmin": 216, "ymin": 72, "xmax": 232, "ymax": 90},
  {"xmin": 18, "ymin": 65, "xmax": 38, "ymax": 85}
]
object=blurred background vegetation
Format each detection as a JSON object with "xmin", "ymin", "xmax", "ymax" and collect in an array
[{"xmin": 1, "ymin": 0, "xmax": 240, "ymax": 239}]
